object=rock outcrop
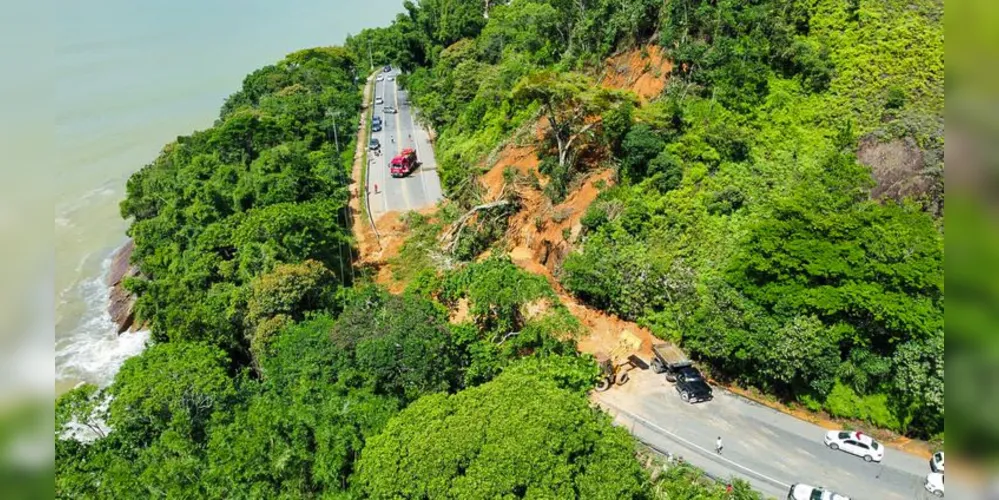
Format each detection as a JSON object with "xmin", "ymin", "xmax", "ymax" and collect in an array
[{"xmin": 107, "ymin": 240, "xmax": 140, "ymax": 334}]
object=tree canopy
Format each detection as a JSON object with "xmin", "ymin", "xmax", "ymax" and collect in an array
[{"xmin": 355, "ymin": 368, "xmax": 646, "ymax": 499}]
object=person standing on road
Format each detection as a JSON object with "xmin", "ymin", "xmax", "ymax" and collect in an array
[{"xmin": 715, "ymin": 436, "xmax": 723, "ymax": 454}]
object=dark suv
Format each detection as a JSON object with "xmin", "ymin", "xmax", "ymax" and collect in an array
[
  {"xmin": 674, "ymin": 366, "xmax": 713, "ymax": 403},
  {"xmin": 383, "ymin": 65, "xmax": 392, "ymax": 72}
]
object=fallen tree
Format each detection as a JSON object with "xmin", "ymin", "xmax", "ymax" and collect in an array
[{"xmin": 439, "ymin": 200, "xmax": 512, "ymax": 254}]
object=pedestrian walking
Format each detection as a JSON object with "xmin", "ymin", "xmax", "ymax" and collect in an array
[{"xmin": 715, "ymin": 436, "xmax": 724, "ymax": 454}]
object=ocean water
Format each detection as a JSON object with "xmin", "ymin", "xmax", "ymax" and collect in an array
[{"xmin": 51, "ymin": 0, "xmax": 404, "ymax": 391}]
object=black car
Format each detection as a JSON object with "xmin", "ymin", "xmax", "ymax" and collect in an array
[
  {"xmin": 371, "ymin": 122, "xmax": 382, "ymax": 132},
  {"xmin": 372, "ymin": 115, "xmax": 382, "ymax": 125},
  {"xmin": 368, "ymin": 138, "xmax": 380, "ymax": 151},
  {"xmin": 674, "ymin": 366, "xmax": 712, "ymax": 403},
  {"xmin": 383, "ymin": 65, "xmax": 391, "ymax": 72}
]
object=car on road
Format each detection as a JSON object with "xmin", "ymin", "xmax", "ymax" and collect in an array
[
  {"xmin": 787, "ymin": 483, "xmax": 850, "ymax": 500},
  {"xmin": 650, "ymin": 343, "xmax": 713, "ymax": 403},
  {"xmin": 924, "ymin": 472, "xmax": 944, "ymax": 497},
  {"xmin": 673, "ymin": 365, "xmax": 712, "ymax": 403},
  {"xmin": 375, "ymin": 96, "xmax": 384, "ymax": 105},
  {"xmin": 383, "ymin": 65, "xmax": 391, "ymax": 72},
  {"xmin": 372, "ymin": 121, "xmax": 382, "ymax": 132},
  {"xmin": 387, "ymin": 76, "xmax": 395, "ymax": 81},
  {"xmin": 376, "ymin": 75, "xmax": 384, "ymax": 81},
  {"xmin": 369, "ymin": 138, "xmax": 380, "ymax": 151},
  {"xmin": 823, "ymin": 430, "xmax": 884, "ymax": 463},
  {"xmin": 930, "ymin": 451, "xmax": 944, "ymax": 472},
  {"xmin": 383, "ymin": 106, "xmax": 398, "ymax": 114}
]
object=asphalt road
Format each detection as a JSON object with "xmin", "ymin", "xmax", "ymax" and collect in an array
[
  {"xmin": 367, "ymin": 68, "xmax": 444, "ymax": 219},
  {"xmin": 596, "ymin": 368, "xmax": 968, "ymax": 499}
]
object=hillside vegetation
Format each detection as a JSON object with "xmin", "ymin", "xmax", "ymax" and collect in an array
[
  {"xmin": 56, "ymin": 45, "xmax": 750, "ymax": 499},
  {"xmin": 353, "ymin": 0, "xmax": 944, "ymax": 439},
  {"xmin": 55, "ymin": 0, "xmax": 944, "ymax": 497}
]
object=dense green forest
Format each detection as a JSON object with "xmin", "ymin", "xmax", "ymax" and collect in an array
[
  {"xmin": 55, "ymin": 34, "xmax": 753, "ymax": 499},
  {"xmin": 351, "ymin": 0, "xmax": 943, "ymax": 439},
  {"xmin": 56, "ymin": 0, "xmax": 945, "ymax": 496}
]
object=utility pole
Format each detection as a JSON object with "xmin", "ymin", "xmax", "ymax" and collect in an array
[
  {"xmin": 326, "ymin": 109, "xmax": 341, "ymax": 155},
  {"xmin": 367, "ymin": 37, "xmax": 374, "ymax": 70}
]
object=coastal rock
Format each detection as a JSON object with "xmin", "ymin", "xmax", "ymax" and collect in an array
[{"xmin": 107, "ymin": 240, "xmax": 140, "ymax": 334}]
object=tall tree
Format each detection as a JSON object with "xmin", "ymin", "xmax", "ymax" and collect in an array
[
  {"xmin": 512, "ymin": 71, "xmax": 632, "ymax": 173},
  {"xmin": 355, "ymin": 368, "xmax": 646, "ymax": 498}
]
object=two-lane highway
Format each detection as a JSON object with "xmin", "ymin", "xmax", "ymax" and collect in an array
[
  {"xmin": 367, "ymin": 68, "xmax": 444, "ymax": 219},
  {"xmin": 597, "ymin": 368, "xmax": 970, "ymax": 499}
]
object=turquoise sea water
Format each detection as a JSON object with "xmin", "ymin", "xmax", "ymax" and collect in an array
[{"xmin": 50, "ymin": 0, "xmax": 403, "ymax": 389}]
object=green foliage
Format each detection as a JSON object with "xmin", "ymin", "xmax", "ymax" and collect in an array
[
  {"xmin": 246, "ymin": 260, "xmax": 336, "ymax": 328},
  {"xmin": 355, "ymin": 367, "xmax": 646, "ymax": 499},
  {"xmin": 729, "ymin": 162, "xmax": 943, "ymax": 350},
  {"xmin": 649, "ymin": 462, "xmax": 761, "ymax": 500},
  {"xmin": 205, "ymin": 387, "xmax": 395, "ymax": 498},
  {"xmin": 331, "ymin": 287, "xmax": 460, "ymax": 402},
  {"xmin": 439, "ymin": 255, "xmax": 556, "ymax": 338},
  {"xmin": 620, "ymin": 124, "xmax": 665, "ymax": 182},
  {"xmin": 108, "ymin": 342, "xmax": 237, "ymax": 445},
  {"xmin": 824, "ymin": 381, "xmax": 901, "ymax": 431},
  {"xmin": 121, "ymin": 47, "xmax": 360, "ymax": 358},
  {"xmin": 756, "ymin": 315, "xmax": 840, "ymax": 396},
  {"xmin": 513, "ymin": 70, "xmax": 634, "ymax": 200}
]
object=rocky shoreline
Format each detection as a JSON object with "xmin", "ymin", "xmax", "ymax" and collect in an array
[{"xmin": 107, "ymin": 240, "xmax": 141, "ymax": 334}]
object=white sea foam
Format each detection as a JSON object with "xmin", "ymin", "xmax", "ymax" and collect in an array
[{"xmin": 55, "ymin": 251, "xmax": 148, "ymax": 388}]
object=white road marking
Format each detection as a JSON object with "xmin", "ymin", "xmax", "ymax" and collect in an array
[
  {"xmin": 405, "ymin": 90, "xmax": 431, "ymax": 203},
  {"xmin": 389, "ymin": 75, "xmax": 413, "ymax": 210},
  {"xmin": 598, "ymin": 397, "xmax": 793, "ymax": 490}
]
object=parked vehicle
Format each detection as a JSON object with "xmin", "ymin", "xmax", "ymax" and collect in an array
[
  {"xmin": 787, "ymin": 483, "xmax": 850, "ymax": 500},
  {"xmin": 924, "ymin": 472, "xmax": 944, "ymax": 497},
  {"xmin": 651, "ymin": 343, "xmax": 712, "ymax": 403},
  {"xmin": 930, "ymin": 451, "xmax": 945, "ymax": 472},
  {"xmin": 368, "ymin": 138, "xmax": 380, "ymax": 151},
  {"xmin": 823, "ymin": 430, "xmax": 884, "ymax": 463},
  {"xmin": 390, "ymin": 148, "xmax": 418, "ymax": 177},
  {"xmin": 372, "ymin": 121, "xmax": 382, "ymax": 132},
  {"xmin": 383, "ymin": 106, "xmax": 398, "ymax": 114},
  {"xmin": 383, "ymin": 65, "xmax": 391, "ymax": 72}
]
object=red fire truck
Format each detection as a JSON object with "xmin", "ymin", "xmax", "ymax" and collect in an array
[{"xmin": 390, "ymin": 148, "xmax": 418, "ymax": 177}]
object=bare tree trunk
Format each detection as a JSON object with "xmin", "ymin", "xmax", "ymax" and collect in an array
[{"xmin": 439, "ymin": 200, "xmax": 512, "ymax": 252}]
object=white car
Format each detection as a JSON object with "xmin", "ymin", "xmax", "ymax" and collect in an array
[
  {"xmin": 823, "ymin": 430, "xmax": 884, "ymax": 463},
  {"xmin": 787, "ymin": 483, "xmax": 850, "ymax": 500},
  {"xmin": 930, "ymin": 451, "xmax": 944, "ymax": 472},
  {"xmin": 375, "ymin": 97, "xmax": 384, "ymax": 105},
  {"xmin": 924, "ymin": 472, "xmax": 944, "ymax": 497},
  {"xmin": 387, "ymin": 76, "xmax": 395, "ymax": 81},
  {"xmin": 376, "ymin": 75, "xmax": 384, "ymax": 81}
]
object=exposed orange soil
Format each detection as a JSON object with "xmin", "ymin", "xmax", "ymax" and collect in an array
[
  {"xmin": 450, "ymin": 298, "xmax": 470, "ymax": 324},
  {"xmin": 601, "ymin": 45, "xmax": 672, "ymax": 101},
  {"xmin": 350, "ymin": 55, "xmax": 937, "ymax": 463},
  {"xmin": 477, "ymin": 139, "xmax": 937, "ymax": 462},
  {"xmin": 475, "ymin": 140, "xmax": 660, "ymax": 360}
]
